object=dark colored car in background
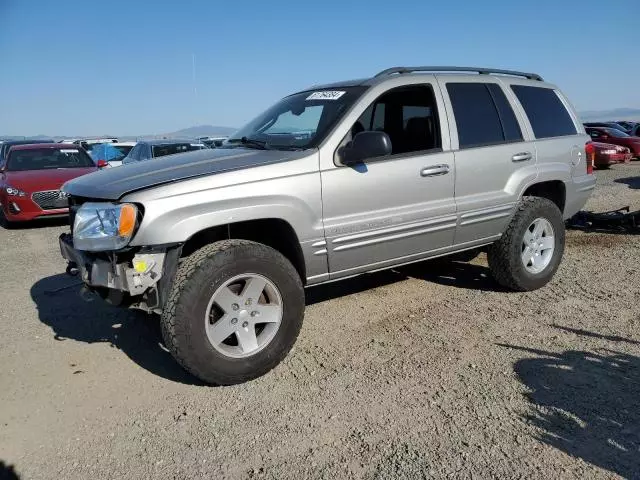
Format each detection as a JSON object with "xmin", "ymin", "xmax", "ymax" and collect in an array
[
  {"xmin": 122, "ymin": 139, "xmax": 207, "ymax": 165},
  {"xmin": 616, "ymin": 121, "xmax": 637, "ymax": 131},
  {"xmin": 590, "ymin": 142, "xmax": 632, "ymax": 169},
  {"xmin": 626, "ymin": 123, "xmax": 640, "ymax": 137},
  {"xmin": 584, "ymin": 126, "xmax": 640, "ymax": 158},
  {"xmin": 583, "ymin": 122, "xmax": 630, "ymax": 133},
  {"xmin": 0, "ymin": 144, "xmax": 98, "ymax": 224},
  {"xmin": 0, "ymin": 139, "xmax": 54, "ymax": 164}
]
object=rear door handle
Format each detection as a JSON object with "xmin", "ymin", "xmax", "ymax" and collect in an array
[
  {"xmin": 512, "ymin": 152, "xmax": 532, "ymax": 162},
  {"xmin": 420, "ymin": 164, "xmax": 450, "ymax": 177}
]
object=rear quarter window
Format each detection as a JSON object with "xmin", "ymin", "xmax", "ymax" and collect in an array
[{"xmin": 511, "ymin": 85, "xmax": 577, "ymax": 139}]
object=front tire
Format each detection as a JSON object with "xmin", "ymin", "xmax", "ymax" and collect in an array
[
  {"xmin": 0, "ymin": 208, "xmax": 14, "ymax": 229},
  {"xmin": 487, "ymin": 197, "xmax": 565, "ymax": 291},
  {"xmin": 161, "ymin": 239, "xmax": 305, "ymax": 385}
]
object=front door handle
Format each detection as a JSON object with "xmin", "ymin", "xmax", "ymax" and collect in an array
[
  {"xmin": 420, "ymin": 164, "xmax": 450, "ymax": 177},
  {"xmin": 512, "ymin": 152, "xmax": 532, "ymax": 162}
]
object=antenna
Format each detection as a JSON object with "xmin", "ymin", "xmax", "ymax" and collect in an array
[{"xmin": 192, "ymin": 53, "xmax": 197, "ymax": 97}]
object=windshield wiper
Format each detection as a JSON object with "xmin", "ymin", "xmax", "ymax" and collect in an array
[{"xmin": 226, "ymin": 136, "xmax": 270, "ymax": 150}]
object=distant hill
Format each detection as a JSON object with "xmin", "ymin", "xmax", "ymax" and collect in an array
[
  {"xmin": 1, "ymin": 125, "xmax": 237, "ymax": 142},
  {"xmin": 166, "ymin": 125, "xmax": 237, "ymax": 138},
  {"xmin": 579, "ymin": 108, "xmax": 640, "ymax": 122}
]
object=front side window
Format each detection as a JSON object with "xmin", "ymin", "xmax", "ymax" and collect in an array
[
  {"xmin": 226, "ymin": 87, "xmax": 367, "ymax": 150},
  {"xmin": 6, "ymin": 148, "xmax": 95, "ymax": 171},
  {"xmin": 511, "ymin": 85, "xmax": 577, "ymax": 139},
  {"xmin": 346, "ymin": 84, "xmax": 441, "ymax": 156}
]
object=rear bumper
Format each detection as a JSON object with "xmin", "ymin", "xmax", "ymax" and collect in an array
[
  {"xmin": 595, "ymin": 153, "xmax": 632, "ymax": 166},
  {"xmin": 564, "ymin": 174, "xmax": 596, "ymax": 219}
]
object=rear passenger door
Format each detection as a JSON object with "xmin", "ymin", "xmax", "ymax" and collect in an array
[{"xmin": 438, "ymin": 77, "xmax": 537, "ymax": 245}]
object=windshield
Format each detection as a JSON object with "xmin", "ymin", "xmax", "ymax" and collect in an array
[
  {"xmin": 152, "ymin": 143, "xmax": 206, "ymax": 158},
  {"xmin": 6, "ymin": 148, "xmax": 95, "ymax": 171},
  {"xmin": 1, "ymin": 140, "xmax": 53, "ymax": 161},
  {"xmin": 603, "ymin": 127, "xmax": 630, "ymax": 138},
  {"xmin": 225, "ymin": 86, "xmax": 367, "ymax": 150}
]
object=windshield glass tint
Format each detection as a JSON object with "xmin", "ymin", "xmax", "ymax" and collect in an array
[
  {"xmin": 7, "ymin": 148, "xmax": 95, "ymax": 171},
  {"xmin": 226, "ymin": 87, "xmax": 367, "ymax": 149},
  {"xmin": 152, "ymin": 144, "xmax": 205, "ymax": 158},
  {"xmin": 604, "ymin": 128, "xmax": 629, "ymax": 138}
]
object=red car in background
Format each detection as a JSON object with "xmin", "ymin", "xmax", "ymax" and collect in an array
[
  {"xmin": 0, "ymin": 143, "xmax": 100, "ymax": 224},
  {"xmin": 585, "ymin": 126, "xmax": 640, "ymax": 158},
  {"xmin": 590, "ymin": 142, "xmax": 632, "ymax": 169}
]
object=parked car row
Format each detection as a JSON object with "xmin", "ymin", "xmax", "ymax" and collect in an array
[
  {"xmin": 0, "ymin": 136, "xmax": 218, "ymax": 224},
  {"xmin": 583, "ymin": 122, "xmax": 640, "ymax": 169}
]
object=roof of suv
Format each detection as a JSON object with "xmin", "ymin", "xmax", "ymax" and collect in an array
[
  {"xmin": 141, "ymin": 139, "xmax": 205, "ymax": 145},
  {"xmin": 9, "ymin": 143, "xmax": 78, "ymax": 151},
  {"xmin": 304, "ymin": 66, "xmax": 545, "ymax": 92}
]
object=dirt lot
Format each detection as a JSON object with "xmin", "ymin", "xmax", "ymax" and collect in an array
[{"xmin": 1, "ymin": 165, "xmax": 639, "ymax": 480}]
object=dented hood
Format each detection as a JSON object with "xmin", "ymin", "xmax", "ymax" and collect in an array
[{"xmin": 62, "ymin": 147, "xmax": 303, "ymax": 200}]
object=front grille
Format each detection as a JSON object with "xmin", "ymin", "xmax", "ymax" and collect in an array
[{"xmin": 32, "ymin": 190, "xmax": 69, "ymax": 210}]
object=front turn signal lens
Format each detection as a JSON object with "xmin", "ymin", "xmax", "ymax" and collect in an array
[{"xmin": 118, "ymin": 204, "xmax": 137, "ymax": 237}]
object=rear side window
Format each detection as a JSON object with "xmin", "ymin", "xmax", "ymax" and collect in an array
[
  {"xmin": 447, "ymin": 83, "xmax": 522, "ymax": 149},
  {"xmin": 487, "ymin": 84, "xmax": 523, "ymax": 142},
  {"xmin": 511, "ymin": 85, "xmax": 577, "ymax": 139}
]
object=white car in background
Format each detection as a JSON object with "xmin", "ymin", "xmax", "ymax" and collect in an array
[{"xmin": 88, "ymin": 142, "xmax": 136, "ymax": 168}]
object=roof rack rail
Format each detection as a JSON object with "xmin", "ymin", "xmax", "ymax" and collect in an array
[{"xmin": 374, "ymin": 66, "xmax": 543, "ymax": 81}]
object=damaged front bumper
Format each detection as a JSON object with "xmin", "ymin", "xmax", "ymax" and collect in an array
[{"xmin": 58, "ymin": 233, "xmax": 180, "ymax": 313}]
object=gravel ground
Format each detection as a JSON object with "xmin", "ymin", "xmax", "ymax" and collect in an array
[{"xmin": 1, "ymin": 164, "xmax": 639, "ymax": 480}]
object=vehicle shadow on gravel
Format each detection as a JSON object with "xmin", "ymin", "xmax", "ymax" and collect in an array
[
  {"xmin": 501, "ymin": 342, "xmax": 640, "ymax": 479},
  {"xmin": 306, "ymin": 259, "xmax": 502, "ymax": 304},
  {"xmin": 0, "ymin": 460, "xmax": 20, "ymax": 480},
  {"xmin": 614, "ymin": 176, "xmax": 640, "ymax": 189},
  {"xmin": 30, "ymin": 274, "xmax": 204, "ymax": 386}
]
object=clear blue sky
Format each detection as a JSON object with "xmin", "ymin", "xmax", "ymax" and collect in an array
[{"xmin": 1, "ymin": 0, "xmax": 638, "ymax": 136}]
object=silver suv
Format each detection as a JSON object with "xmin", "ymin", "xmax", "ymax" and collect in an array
[{"xmin": 59, "ymin": 66, "xmax": 595, "ymax": 385}]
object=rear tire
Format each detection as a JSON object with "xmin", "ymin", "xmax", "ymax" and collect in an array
[
  {"xmin": 161, "ymin": 239, "xmax": 304, "ymax": 385},
  {"xmin": 488, "ymin": 197, "xmax": 565, "ymax": 291}
]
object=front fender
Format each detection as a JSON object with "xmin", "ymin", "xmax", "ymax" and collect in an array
[
  {"xmin": 122, "ymin": 163, "xmax": 324, "ymax": 246},
  {"xmin": 129, "ymin": 193, "xmax": 323, "ymax": 246}
]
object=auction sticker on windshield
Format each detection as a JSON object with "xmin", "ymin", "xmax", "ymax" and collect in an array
[{"xmin": 306, "ymin": 91, "xmax": 346, "ymax": 101}]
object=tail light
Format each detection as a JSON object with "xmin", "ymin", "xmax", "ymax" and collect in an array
[{"xmin": 585, "ymin": 142, "xmax": 595, "ymax": 174}]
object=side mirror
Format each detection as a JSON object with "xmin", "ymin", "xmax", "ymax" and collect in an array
[
  {"xmin": 96, "ymin": 159, "xmax": 108, "ymax": 169},
  {"xmin": 342, "ymin": 131, "xmax": 392, "ymax": 165}
]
